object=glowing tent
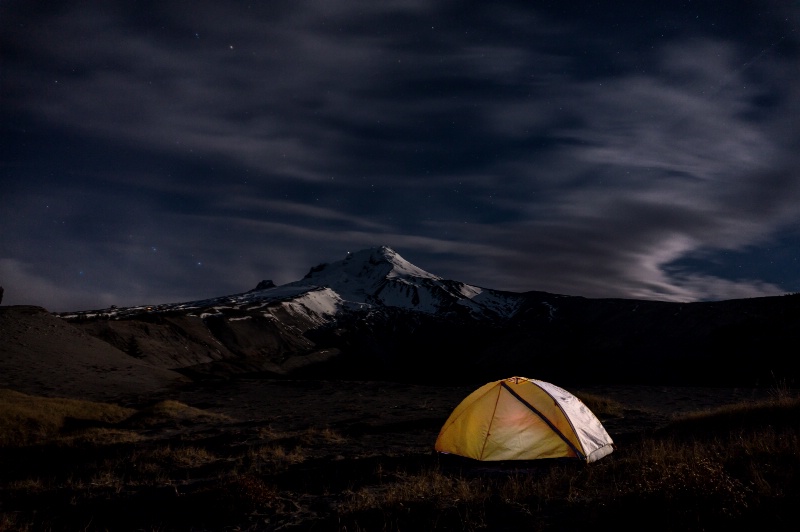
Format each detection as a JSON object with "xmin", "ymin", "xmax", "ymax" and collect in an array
[{"xmin": 434, "ymin": 377, "xmax": 614, "ymax": 463}]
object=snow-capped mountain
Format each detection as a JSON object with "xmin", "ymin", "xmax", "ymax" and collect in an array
[
  {"xmin": 77, "ymin": 246, "xmax": 524, "ymax": 323},
  {"xmin": 57, "ymin": 246, "xmax": 528, "ymax": 379},
  {"xmin": 53, "ymin": 246, "xmax": 800, "ymax": 386},
  {"xmin": 279, "ymin": 246, "xmax": 524, "ymax": 319}
]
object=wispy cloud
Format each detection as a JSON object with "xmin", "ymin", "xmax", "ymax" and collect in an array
[{"xmin": 2, "ymin": 1, "xmax": 799, "ymax": 309}]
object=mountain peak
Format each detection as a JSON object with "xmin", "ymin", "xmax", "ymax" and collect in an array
[
  {"xmin": 281, "ymin": 246, "xmax": 522, "ymax": 318},
  {"xmin": 85, "ymin": 245, "xmax": 523, "ymax": 322},
  {"xmin": 354, "ymin": 246, "xmax": 439, "ymax": 280},
  {"xmin": 301, "ymin": 246, "xmax": 440, "ymax": 286}
]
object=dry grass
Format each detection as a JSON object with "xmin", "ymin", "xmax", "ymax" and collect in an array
[
  {"xmin": 0, "ymin": 512, "xmax": 34, "ymax": 532},
  {"xmin": 242, "ymin": 426, "xmax": 348, "ymax": 474},
  {"xmin": 123, "ymin": 399, "xmax": 229, "ymax": 428},
  {"xmin": 344, "ymin": 468, "xmax": 488, "ymax": 512},
  {"xmin": 247, "ymin": 443, "xmax": 307, "ymax": 470},
  {"xmin": 257, "ymin": 425, "xmax": 347, "ymax": 444},
  {"xmin": 300, "ymin": 426, "xmax": 347, "ymax": 444},
  {"xmin": 2, "ymin": 388, "xmax": 798, "ymax": 531},
  {"xmin": 138, "ymin": 444, "xmax": 218, "ymax": 469},
  {"xmin": 574, "ymin": 390, "xmax": 625, "ymax": 417},
  {"xmin": 59, "ymin": 427, "xmax": 145, "ymax": 446},
  {"xmin": 669, "ymin": 393, "xmax": 800, "ymax": 426},
  {"xmin": 0, "ymin": 390, "xmax": 231, "ymax": 448},
  {"xmin": 338, "ymin": 392, "xmax": 800, "ymax": 530},
  {"xmin": 0, "ymin": 389, "xmax": 135, "ymax": 446}
]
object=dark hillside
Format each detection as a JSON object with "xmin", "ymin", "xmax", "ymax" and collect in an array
[{"xmin": 54, "ymin": 292, "xmax": 800, "ymax": 388}]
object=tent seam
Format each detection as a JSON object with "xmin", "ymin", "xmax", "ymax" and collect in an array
[
  {"xmin": 501, "ymin": 381, "xmax": 585, "ymax": 460},
  {"xmin": 534, "ymin": 380, "xmax": 588, "ymax": 457},
  {"xmin": 478, "ymin": 386, "xmax": 503, "ymax": 460}
]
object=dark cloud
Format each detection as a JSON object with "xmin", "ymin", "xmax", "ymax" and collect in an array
[{"xmin": 2, "ymin": 0, "xmax": 799, "ymax": 310}]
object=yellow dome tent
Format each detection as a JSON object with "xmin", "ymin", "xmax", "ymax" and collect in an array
[{"xmin": 434, "ymin": 377, "xmax": 614, "ymax": 463}]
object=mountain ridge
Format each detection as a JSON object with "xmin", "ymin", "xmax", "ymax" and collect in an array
[
  {"xmin": 60, "ymin": 246, "xmax": 527, "ymax": 322},
  {"xmin": 8, "ymin": 245, "xmax": 799, "ymax": 389}
]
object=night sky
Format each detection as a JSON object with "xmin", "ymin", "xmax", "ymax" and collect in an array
[{"xmin": 2, "ymin": 1, "xmax": 799, "ymax": 311}]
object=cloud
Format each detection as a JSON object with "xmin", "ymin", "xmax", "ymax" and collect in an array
[
  {"xmin": 219, "ymin": 196, "xmax": 393, "ymax": 232},
  {"xmin": 2, "ymin": 1, "xmax": 800, "ymax": 308},
  {"xmin": 453, "ymin": 35, "xmax": 800, "ymax": 301},
  {"xmin": 0, "ymin": 258, "xmax": 117, "ymax": 311}
]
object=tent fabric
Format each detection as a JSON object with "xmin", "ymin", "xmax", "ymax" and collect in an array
[{"xmin": 434, "ymin": 377, "xmax": 614, "ymax": 463}]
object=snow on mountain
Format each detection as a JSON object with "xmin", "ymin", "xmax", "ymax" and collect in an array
[
  {"xmin": 274, "ymin": 287, "xmax": 344, "ymax": 326},
  {"xmin": 464, "ymin": 287, "xmax": 526, "ymax": 318},
  {"xmin": 82, "ymin": 246, "xmax": 523, "ymax": 322},
  {"xmin": 277, "ymin": 246, "xmax": 524, "ymax": 319},
  {"xmin": 290, "ymin": 246, "xmax": 439, "ymax": 296}
]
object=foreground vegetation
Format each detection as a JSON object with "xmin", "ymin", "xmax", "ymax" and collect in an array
[{"xmin": 1, "ymin": 387, "xmax": 798, "ymax": 531}]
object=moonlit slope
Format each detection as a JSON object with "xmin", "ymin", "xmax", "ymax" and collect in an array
[
  {"xmin": 76, "ymin": 246, "xmax": 525, "ymax": 322},
  {"xmin": 282, "ymin": 246, "xmax": 524, "ymax": 318}
]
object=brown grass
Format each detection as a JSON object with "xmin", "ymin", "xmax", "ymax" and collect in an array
[
  {"xmin": 0, "ymin": 389, "xmax": 135, "ymax": 446},
  {"xmin": 123, "ymin": 399, "xmax": 229, "ymax": 427},
  {"xmin": 1, "ymin": 388, "xmax": 797, "ymax": 531},
  {"xmin": 344, "ymin": 468, "xmax": 488, "ymax": 511},
  {"xmin": 0, "ymin": 390, "xmax": 232, "ymax": 448},
  {"xmin": 300, "ymin": 426, "xmax": 347, "ymax": 444},
  {"xmin": 574, "ymin": 390, "xmax": 625, "ymax": 417},
  {"xmin": 338, "ymin": 393, "xmax": 800, "ymax": 530}
]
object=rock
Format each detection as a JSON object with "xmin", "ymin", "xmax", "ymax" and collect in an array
[{"xmin": 253, "ymin": 280, "xmax": 276, "ymax": 291}]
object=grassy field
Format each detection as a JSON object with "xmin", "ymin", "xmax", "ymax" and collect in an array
[{"xmin": 1, "ymin": 386, "xmax": 798, "ymax": 531}]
